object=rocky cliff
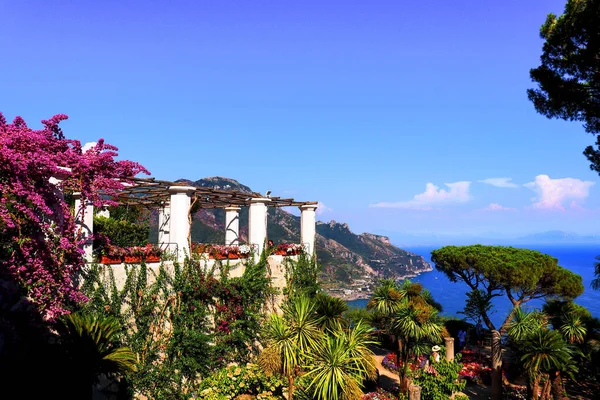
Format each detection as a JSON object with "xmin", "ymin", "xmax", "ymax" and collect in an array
[{"xmin": 181, "ymin": 177, "xmax": 432, "ymax": 293}]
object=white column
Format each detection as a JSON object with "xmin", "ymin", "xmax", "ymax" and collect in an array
[
  {"xmin": 249, "ymin": 198, "xmax": 271, "ymax": 256},
  {"xmin": 158, "ymin": 203, "xmax": 171, "ymax": 250},
  {"xmin": 73, "ymin": 192, "xmax": 94, "ymax": 262},
  {"xmin": 49, "ymin": 167, "xmax": 70, "ymax": 233},
  {"xmin": 96, "ymin": 208, "xmax": 110, "ymax": 218},
  {"xmin": 300, "ymin": 204, "xmax": 318, "ymax": 257},
  {"xmin": 224, "ymin": 206, "xmax": 241, "ymax": 245},
  {"xmin": 168, "ymin": 186, "xmax": 196, "ymax": 261}
]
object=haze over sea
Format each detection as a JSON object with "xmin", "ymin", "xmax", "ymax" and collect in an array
[{"xmin": 348, "ymin": 244, "xmax": 600, "ymax": 328}]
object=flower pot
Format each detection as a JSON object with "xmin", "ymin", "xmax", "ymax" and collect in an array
[
  {"xmin": 124, "ymin": 255, "xmax": 142, "ymax": 263},
  {"xmin": 275, "ymin": 250, "xmax": 287, "ymax": 256},
  {"xmin": 145, "ymin": 254, "xmax": 160, "ymax": 263},
  {"xmin": 101, "ymin": 255, "xmax": 122, "ymax": 264},
  {"xmin": 227, "ymin": 253, "xmax": 239, "ymax": 259}
]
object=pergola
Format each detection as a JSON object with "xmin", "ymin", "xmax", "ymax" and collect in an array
[{"xmin": 74, "ymin": 177, "xmax": 319, "ymax": 261}]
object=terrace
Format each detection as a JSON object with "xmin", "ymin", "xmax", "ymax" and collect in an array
[{"xmin": 70, "ymin": 177, "xmax": 318, "ymax": 275}]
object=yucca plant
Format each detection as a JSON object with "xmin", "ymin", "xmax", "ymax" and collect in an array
[
  {"xmin": 259, "ymin": 296, "xmax": 322, "ymax": 400},
  {"xmin": 303, "ymin": 322, "xmax": 377, "ymax": 400},
  {"xmin": 314, "ymin": 293, "xmax": 349, "ymax": 333}
]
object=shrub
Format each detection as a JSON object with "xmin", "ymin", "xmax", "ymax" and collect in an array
[
  {"xmin": 412, "ymin": 359, "xmax": 466, "ymax": 400},
  {"xmin": 94, "ymin": 215, "xmax": 150, "ymax": 248},
  {"xmin": 197, "ymin": 363, "xmax": 285, "ymax": 400}
]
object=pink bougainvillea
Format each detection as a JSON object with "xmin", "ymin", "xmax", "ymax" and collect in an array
[{"xmin": 0, "ymin": 113, "xmax": 148, "ymax": 319}]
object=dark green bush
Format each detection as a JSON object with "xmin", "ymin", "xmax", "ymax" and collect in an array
[
  {"xmin": 412, "ymin": 358, "xmax": 466, "ymax": 400},
  {"xmin": 94, "ymin": 215, "xmax": 149, "ymax": 248}
]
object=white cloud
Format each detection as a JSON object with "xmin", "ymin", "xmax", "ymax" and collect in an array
[
  {"xmin": 482, "ymin": 203, "xmax": 516, "ymax": 211},
  {"xmin": 478, "ymin": 177, "xmax": 519, "ymax": 188},
  {"xmin": 370, "ymin": 181, "xmax": 471, "ymax": 209},
  {"xmin": 524, "ymin": 174, "xmax": 595, "ymax": 210},
  {"xmin": 316, "ymin": 201, "xmax": 332, "ymax": 215},
  {"xmin": 82, "ymin": 142, "xmax": 97, "ymax": 153}
]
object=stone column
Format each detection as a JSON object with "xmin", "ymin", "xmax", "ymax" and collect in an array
[
  {"xmin": 408, "ymin": 385, "xmax": 421, "ymax": 400},
  {"xmin": 444, "ymin": 337, "xmax": 455, "ymax": 361},
  {"xmin": 299, "ymin": 204, "xmax": 318, "ymax": 256},
  {"xmin": 249, "ymin": 198, "xmax": 271, "ymax": 256},
  {"xmin": 158, "ymin": 203, "xmax": 171, "ymax": 251},
  {"xmin": 168, "ymin": 186, "xmax": 196, "ymax": 261},
  {"xmin": 224, "ymin": 206, "xmax": 241, "ymax": 245},
  {"xmin": 73, "ymin": 192, "xmax": 94, "ymax": 262}
]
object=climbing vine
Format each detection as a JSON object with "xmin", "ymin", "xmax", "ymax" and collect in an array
[{"xmin": 80, "ymin": 253, "xmax": 275, "ymax": 399}]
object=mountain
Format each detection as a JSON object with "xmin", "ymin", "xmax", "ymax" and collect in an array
[{"xmin": 184, "ymin": 177, "xmax": 432, "ymax": 296}]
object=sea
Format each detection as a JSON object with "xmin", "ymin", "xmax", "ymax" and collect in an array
[{"xmin": 347, "ymin": 244, "xmax": 600, "ymax": 328}]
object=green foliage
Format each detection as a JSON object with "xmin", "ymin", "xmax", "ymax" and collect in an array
[
  {"xmin": 80, "ymin": 256, "xmax": 273, "ymax": 399},
  {"xmin": 344, "ymin": 307, "xmax": 373, "ymax": 328},
  {"xmin": 592, "ymin": 255, "xmax": 600, "ymax": 290},
  {"xmin": 284, "ymin": 252, "xmax": 321, "ymax": 299},
  {"xmin": 412, "ymin": 359, "xmax": 466, "ymax": 400},
  {"xmin": 94, "ymin": 215, "xmax": 150, "ymax": 248},
  {"xmin": 54, "ymin": 311, "xmax": 137, "ymax": 399},
  {"xmin": 431, "ymin": 245, "xmax": 584, "ymax": 331},
  {"xmin": 368, "ymin": 279, "xmax": 444, "ymax": 393},
  {"xmin": 527, "ymin": 0, "xmax": 600, "ymax": 173},
  {"xmin": 197, "ymin": 363, "xmax": 285, "ymax": 400},
  {"xmin": 314, "ymin": 293, "xmax": 349, "ymax": 332},
  {"xmin": 260, "ymin": 296, "xmax": 378, "ymax": 400},
  {"xmin": 460, "ymin": 289, "xmax": 493, "ymax": 324}
]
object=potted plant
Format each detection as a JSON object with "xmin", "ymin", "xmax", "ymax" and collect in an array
[
  {"xmin": 238, "ymin": 244, "xmax": 251, "ymax": 259},
  {"xmin": 100, "ymin": 245, "xmax": 124, "ymax": 264},
  {"xmin": 124, "ymin": 246, "xmax": 144, "ymax": 263},
  {"xmin": 143, "ymin": 244, "xmax": 162, "ymax": 262}
]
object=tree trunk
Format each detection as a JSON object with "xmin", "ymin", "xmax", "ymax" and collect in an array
[
  {"xmin": 288, "ymin": 374, "xmax": 294, "ymax": 400},
  {"xmin": 529, "ymin": 375, "xmax": 540, "ymax": 400},
  {"xmin": 550, "ymin": 371, "xmax": 567, "ymax": 400},
  {"xmin": 396, "ymin": 335, "xmax": 401, "ymax": 365},
  {"xmin": 491, "ymin": 330, "xmax": 502, "ymax": 400}
]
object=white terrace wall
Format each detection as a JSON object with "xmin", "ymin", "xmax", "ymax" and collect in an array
[{"xmin": 98, "ymin": 255, "xmax": 294, "ymax": 300}]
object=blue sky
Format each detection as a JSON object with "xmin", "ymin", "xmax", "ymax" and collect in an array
[{"xmin": 2, "ymin": 0, "xmax": 599, "ymax": 238}]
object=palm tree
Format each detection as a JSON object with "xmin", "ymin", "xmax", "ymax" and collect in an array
[
  {"xmin": 56, "ymin": 312, "xmax": 137, "ymax": 399},
  {"xmin": 390, "ymin": 300, "xmax": 443, "ymax": 392},
  {"xmin": 367, "ymin": 279, "xmax": 403, "ymax": 315},
  {"xmin": 521, "ymin": 330, "xmax": 573, "ymax": 400},
  {"xmin": 314, "ymin": 293, "xmax": 349, "ymax": 333},
  {"xmin": 260, "ymin": 296, "xmax": 322, "ymax": 400},
  {"xmin": 303, "ymin": 321, "xmax": 378, "ymax": 400},
  {"xmin": 507, "ymin": 308, "xmax": 581, "ymax": 400}
]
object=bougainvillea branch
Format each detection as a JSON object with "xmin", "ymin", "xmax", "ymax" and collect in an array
[{"xmin": 0, "ymin": 112, "xmax": 149, "ymax": 319}]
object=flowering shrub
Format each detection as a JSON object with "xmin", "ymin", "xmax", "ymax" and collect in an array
[
  {"xmin": 412, "ymin": 359, "xmax": 466, "ymax": 400},
  {"xmin": 197, "ymin": 363, "xmax": 285, "ymax": 399},
  {"xmin": 362, "ymin": 389, "xmax": 397, "ymax": 400},
  {"xmin": 382, "ymin": 352, "xmax": 399, "ymax": 372},
  {"xmin": 191, "ymin": 243, "xmax": 254, "ymax": 259},
  {"xmin": 98, "ymin": 244, "xmax": 163, "ymax": 262},
  {"xmin": 503, "ymin": 384, "xmax": 527, "ymax": 400},
  {"xmin": 275, "ymin": 243, "xmax": 304, "ymax": 255},
  {"xmin": 457, "ymin": 350, "xmax": 491, "ymax": 385},
  {"xmin": 459, "ymin": 361, "xmax": 491, "ymax": 385},
  {"xmin": 0, "ymin": 113, "xmax": 148, "ymax": 318},
  {"xmin": 381, "ymin": 353, "xmax": 425, "ymax": 373}
]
